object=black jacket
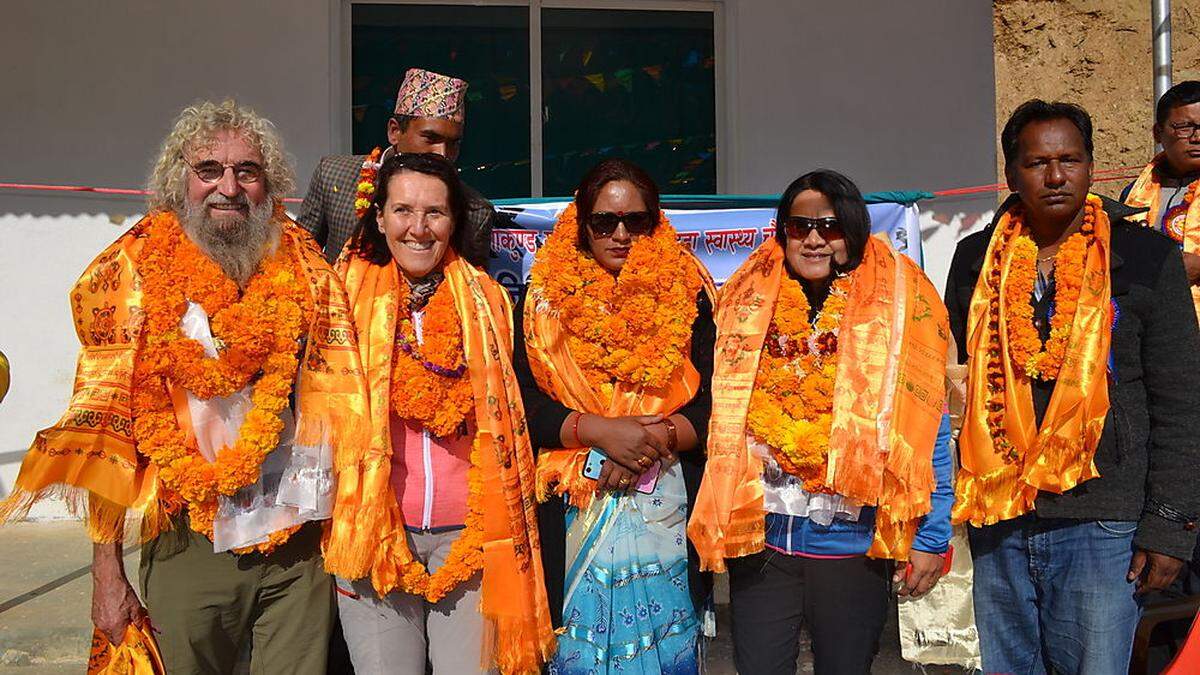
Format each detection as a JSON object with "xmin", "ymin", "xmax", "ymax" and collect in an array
[
  {"xmin": 512, "ymin": 287, "xmax": 715, "ymax": 627},
  {"xmin": 945, "ymin": 195, "xmax": 1200, "ymax": 559}
]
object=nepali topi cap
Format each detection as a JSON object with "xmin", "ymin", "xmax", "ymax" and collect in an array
[{"xmin": 394, "ymin": 68, "xmax": 468, "ymax": 123}]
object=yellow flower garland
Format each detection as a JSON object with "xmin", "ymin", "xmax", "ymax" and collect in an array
[
  {"xmin": 746, "ymin": 274, "xmax": 851, "ymax": 490},
  {"xmin": 133, "ymin": 211, "xmax": 313, "ymax": 553},
  {"xmin": 389, "ymin": 278, "xmax": 474, "ymax": 437},
  {"xmin": 531, "ymin": 204, "xmax": 701, "ymax": 399},
  {"xmin": 354, "ymin": 147, "xmax": 382, "ymax": 219}
]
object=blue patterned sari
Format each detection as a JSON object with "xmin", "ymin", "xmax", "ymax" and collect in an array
[{"xmin": 549, "ymin": 461, "xmax": 700, "ymax": 674}]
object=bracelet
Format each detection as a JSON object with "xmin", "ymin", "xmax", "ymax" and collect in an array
[
  {"xmin": 661, "ymin": 416, "xmax": 678, "ymax": 452},
  {"xmin": 570, "ymin": 411, "xmax": 584, "ymax": 447}
]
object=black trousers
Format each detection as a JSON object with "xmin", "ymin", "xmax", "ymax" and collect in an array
[{"xmin": 728, "ymin": 549, "xmax": 892, "ymax": 675}]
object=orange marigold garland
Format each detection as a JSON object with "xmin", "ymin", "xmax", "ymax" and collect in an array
[
  {"xmin": 133, "ymin": 211, "xmax": 313, "ymax": 553},
  {"xmin": 378, "ymin": 266, "xmax": 481, "ymax": 599},
  {"xmin": 531, "ymin": 204, "xmax": 702, "ymax": 400},
  {"xmin": 746, "ymin": 274, "xmax": 851, "ymax": 490},
  {"xmin": 1004, "ymin": 201, "xmax": 1095, "ymax": 381},
  {"xmin": 985, "ymin": 196, "xmax": 1098, "ymax": 460},
  {"xmin": 354, "ymin": 147, "xmax": 383, "ymax": 219},
  {"xmin": 389, "ymin": 278, "xmax": 474, "ymax": 437}
]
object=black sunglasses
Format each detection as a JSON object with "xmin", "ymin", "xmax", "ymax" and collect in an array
[
  {"xmin": 587, "ymin": 211, "xmax": 656, "ymax": 238},
  {"xmin": 783, "ymin": 216, "xmax": 843, "ymax": 240}
]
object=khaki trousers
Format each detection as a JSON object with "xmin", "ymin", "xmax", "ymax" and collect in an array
[
  {"xmin": 335, "ymin": 528, "xmax": 495, "ymax": 675},
  {"xmin": 138, "ymin": 520, "xmax": 333, "ymax": 675}
]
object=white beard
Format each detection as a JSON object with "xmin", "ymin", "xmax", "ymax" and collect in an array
[{"xmin": 180, "ymin": 194, "xmax": 279, "ymax": 286}]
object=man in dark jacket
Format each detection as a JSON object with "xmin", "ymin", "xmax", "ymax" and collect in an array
[
  {"xmin": 945, "ymin": 99, "xmax": 1200, "ymax": 674},
  {"xmin": 298, "ymin": 67, "xmax": 494, "ymax": 265},
  {"xmin": 1120, "ymin": 80, "xmax": 1200, "ymax": 288}
]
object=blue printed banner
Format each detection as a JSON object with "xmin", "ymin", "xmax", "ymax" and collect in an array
[{"xmin": 487, "ymin": 200, "xmax": 922, "ymax": 295}]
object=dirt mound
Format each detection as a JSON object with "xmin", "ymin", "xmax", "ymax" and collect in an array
[{"xmin": 994, "ymin": 0, "xmax": 1200, "ymax": 195}]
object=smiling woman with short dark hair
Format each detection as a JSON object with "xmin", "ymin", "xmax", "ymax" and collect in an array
[{"xmin": 691, "ymin": 168, "xmax": 955, "ymax": 675}]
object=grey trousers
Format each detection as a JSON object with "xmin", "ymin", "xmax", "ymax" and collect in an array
[{"xmin": 336, "ymin": 528, "xmax": 496, "ymax": 675}]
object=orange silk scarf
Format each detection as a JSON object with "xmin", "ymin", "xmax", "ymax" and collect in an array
[
  {"xmin": 523, "ymin": 243, "xmax": 716, "ymax": 510},
  {"xmin": 88, "ymin": 621, "xmax": 165, "ymax": 675},
  {"xmin": 1124, "ymin": 154, "xmax": 1200, "ymax": 319},
  {"xmin": 954, "ymin": 196, "xmax": 1112, "ymax": 526},
  {"xmin": 0, "ymin": 214, "xmax": 366, "ymax": 544},
  {"xmin": 688, "ymin": 236, "xmax": 948, "ymax": 572},
  {"xmin": 325, "ymin": 251, "xmax": 555, "ymax": 674}
]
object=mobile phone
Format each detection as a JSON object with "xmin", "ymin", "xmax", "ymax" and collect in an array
[
  {"xmin": 581, "ymin": 448, "xmax": 661, "ymax": 495},
  {"xmin": 581, "ymin": 448, "xmax": 606, "ymax": 480}
]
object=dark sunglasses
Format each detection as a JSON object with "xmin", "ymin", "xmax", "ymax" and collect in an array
[
  {"xmin": 587, "ymin": 211, "xmax": 656, "ymax": 238},
  {"xmin": 784, "ymin": 216, "xmax": 843, "ymax": 240}
]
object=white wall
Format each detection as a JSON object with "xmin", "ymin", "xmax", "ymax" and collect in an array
[
  {"xmin": 0, "ymin": 0, "xmax": 334, "ymax": 510},
  {"xmin": 0, "ymin": 0, "xmax": 333, "ymax": 218},
  {"xmin": 722, "ymin": 0, "xmax": 996, "ymax": 196},
  {"xmin": 0, "ymin": 0, "xmax": 997, "ymax": 513},
  {"xmin": 0, "ymin": 214, "xmax": 145, "ymax": 514}
]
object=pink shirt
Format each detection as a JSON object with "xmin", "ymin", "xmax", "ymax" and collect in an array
[{"xmin": 389, "ymin": 413, "xmax": 473, "ymax": 530}]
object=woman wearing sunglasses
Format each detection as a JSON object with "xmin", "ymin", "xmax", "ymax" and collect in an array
[
  {"xmin": 323, "ymin": 153, "xmax": 555, "ymax": 674},
  {"xmin": 688, "ymin": 169, "xmax": 956, "ymax": 674},
  {"xmin": 514, "ymin": 158, "xmax": 717, "ymax": 673}
]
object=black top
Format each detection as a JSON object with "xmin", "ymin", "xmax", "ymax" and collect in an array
[
  {"xmin": 512, "ymin": 286, "xmax": 716, "ymax": 624},
  {"xmin": 513, "ymin": 290, "xmax": 716, "ymax": 457},
  {"xmin": 944, "ymin": 194, "xmax": 1200, "ymax": 559}
]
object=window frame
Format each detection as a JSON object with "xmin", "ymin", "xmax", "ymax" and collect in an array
[{"xmin": 332, "ymin": 0, "xmax": 725, "ymax": 196}]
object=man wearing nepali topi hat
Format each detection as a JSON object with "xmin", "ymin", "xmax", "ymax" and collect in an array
[{"xmin": 299, "ymin": 67, "xmax": 495, "ymax": 266}]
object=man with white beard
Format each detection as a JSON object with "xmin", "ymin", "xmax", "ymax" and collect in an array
[{"xmin": 0, "ymin": 100, "xmax": 367, "ymax": 673}]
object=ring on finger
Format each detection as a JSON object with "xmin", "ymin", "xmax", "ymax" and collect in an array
[
  {"xmin": 638, "ymin": 456, "xmax": 652, "ymax": 468},
  {"xmin": 619, "ymin": 477, "xmax": 630, "ymax": 487}
]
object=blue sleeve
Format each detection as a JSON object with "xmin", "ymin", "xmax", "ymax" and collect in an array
[{"xmin": 911, "ymin": 413, "xmax": 955, "ymax": 554}]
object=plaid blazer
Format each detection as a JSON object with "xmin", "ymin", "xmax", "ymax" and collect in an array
[{"xmin": 297, "ymin": 153, "xmax": 496, "ymax": 265}]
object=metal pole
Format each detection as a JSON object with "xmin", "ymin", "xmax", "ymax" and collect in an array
[
  {"xmin": 1152, "ymin": 0, "xmax": 1172, "ymax": 107},
  {"xmin": 529, "ymin": 0, "xmax": 544, "ymax": 197}
]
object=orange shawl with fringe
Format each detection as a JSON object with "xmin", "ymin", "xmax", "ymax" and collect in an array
[
  {"xmin": 954, "ymin": 195, "xmax": 1112, "ymax": 526},
  {"xmin": 324, "ymin": 251, "xmax": 555, "ymax": 674},
  {"xmin": 0, "ymin": 213, "xmax": 366, "ymax": 545},
  {"xmin": 523, "ymin": 211, "xmax": 716, "ymax": 509},
  {"xmin": 1123, "ymin": 154, "xmax": 1200, "ymax": 319},
  {"xmin": 687, "ymin": 236, "xmax": 948, "ymax": 572},
  {"xmin": 88, "ymin": 620, "xmax": 165, "ymax": 675}
]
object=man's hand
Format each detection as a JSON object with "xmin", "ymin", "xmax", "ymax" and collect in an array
[
  {"xmin": 1128, "ymin": 549, "xmax": 1186, "ymax": 595},
  {"xmin": 91, "ymin": 542, "xmax": 147, "ymax": 646},
  {"xmin": 1183, "ymin": 251, "xmax": 1200, "ymax": 285},
  {"xmin": 92, "ymin": 577, "xmax": 146, "ymax": 645},
  {"xmin": 895, "ymin": 550, "xmax": 944, "ymax": 598}
]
